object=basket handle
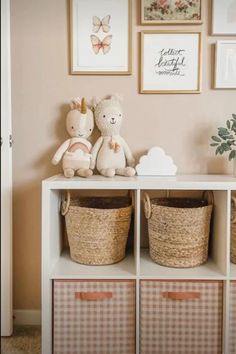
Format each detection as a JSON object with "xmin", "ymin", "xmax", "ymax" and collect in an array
[
  {"xmin": 232, "ymin": 196, "xmax": 236, "ymax": 224},
  {"xmin": 162, "ymin": 291, "xmax": 201, "ymax": 301},
  {"xmin": 202, "ymin": 190, "xmax": 214, "ymax": 205},
  {"xmin": 61, "ymin": 190, "xmax": 71, "ymax": 216},
  {"xmin": 75, "ymin": 292, "xmax": 113, "ymax": 301},
  {"xmin": 143, "ymin": 193, "xmax": 152, "ymax": 219},
  {"xmin": 128, "ymin": 190, "xmax": 135, "ymax": 208}
]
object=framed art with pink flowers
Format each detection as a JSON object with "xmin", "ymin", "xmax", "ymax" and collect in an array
[
  {"xmin": 70, "ymin": 0, "xmax": 132, "ymax": 75},
  {"xmin": 141, "ymin": 0, "xmax": 203, "ymax": 25}
]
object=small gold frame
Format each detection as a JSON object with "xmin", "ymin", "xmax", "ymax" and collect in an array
[
  {"xmin": 140, "ymin": 30, "xmax": 202, "ymax": 94},
  {"xmin": 141, "ymin": 0, "xmax": 203, "ymax": 25}
]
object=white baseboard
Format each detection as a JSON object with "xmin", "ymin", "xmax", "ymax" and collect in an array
[{"xmin": 13, "ymin": 310, "xmax": 41, "ymax": 325}]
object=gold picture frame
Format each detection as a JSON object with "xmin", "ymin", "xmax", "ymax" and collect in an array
[
  {"xmin": 214, "ymin": 40, "xmax": 236, "ymax": 89},
  {"xmin": 211, "ymin": 0, "xmax": 236, "ymax": 36},
  {"xmin": 140, "ymin": 31, "xmax": 202, "ymax": 94},
  {"xmin": 141, "ymin": 0, "xmax": 203, "ymax": 25},
  {"xmin": 70, "ymin": 0, "xmax": 132, "ymax": 75}
]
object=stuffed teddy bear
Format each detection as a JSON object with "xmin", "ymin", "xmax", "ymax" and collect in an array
[
  {"xmin": 90, "ymin": 95, "xmax": 136, "ymax": 177},
  {"xmin": 52, "ymin": 97, "xmax": 94, "ymax": 178}
]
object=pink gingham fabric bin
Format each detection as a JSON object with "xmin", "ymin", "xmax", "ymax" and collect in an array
[
  {"xmin": 230, "ymin": 281, "xmax": 236, "ymax": 354},
  {"xmin": 53, "ymin": 280, "xmax": 136, "ymax": 354},
  {"xmin": 140, "ymin": 280, "xmax": 223, "ymax": 354}
]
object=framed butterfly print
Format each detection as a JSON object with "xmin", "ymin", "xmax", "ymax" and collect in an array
[{"xmin": 70, "ymin": 0, "xmax": 132, "ymax": 75}]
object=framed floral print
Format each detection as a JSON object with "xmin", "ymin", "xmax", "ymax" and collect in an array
[
  {"xmin": 140, "ymin": 31, "xmax": 202, "ymax": 94},
  {"xmin": 214, "ymin": 41, "xmax": 236, "ymax": 89},
  {"xmin": 70, "ymin": 0, "xmax": 132, "ymax": 75},
  {"xmin": 141, "ymin": 0, "xmax": 202, "ymax": 25}
]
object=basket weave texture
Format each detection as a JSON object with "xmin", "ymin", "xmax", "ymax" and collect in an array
[
  {"xmin": 62, "ymin": 193, "xmax": 133, "ymax": 265},
  {"xmin": 144, "ymin": 193, "xmax": 213, "ymax": 268},
  {"xmin": 231, "ymin": 197, "xmax": 236, "ymax": 264}
]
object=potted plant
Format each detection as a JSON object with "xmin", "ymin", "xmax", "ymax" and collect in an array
[{"xmin": 210, "ymin": 114, "xmax": 236, "ymax": 174}]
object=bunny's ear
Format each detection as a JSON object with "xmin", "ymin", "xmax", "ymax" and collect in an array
[
  {"xmin": 70, "ymin": 97, "xmax": 81, "ymax": 110},
  {"xmin": 91, "ymin": 96, "xmax": 100, "ymax": 111}
]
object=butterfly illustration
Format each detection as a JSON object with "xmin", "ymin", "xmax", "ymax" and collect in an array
[
  {"xmin": 92, "ymin": 15, "xmax": 111, "ymax": 33},
  {"xmin": 90, "ymin": 35, "xmax": 112, "ymax": 55}
]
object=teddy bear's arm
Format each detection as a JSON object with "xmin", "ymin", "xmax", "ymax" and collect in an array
[
  {"xmin": 90, "ymin": 136, "xmax": 104, "ymax": 169},
  {"xmin": 120, "ymin": 137, "xmax": 135, "ymax": 167},
  {"xmin": 51, "ymin": 139, "xmax": 71, "ymax": 165}
]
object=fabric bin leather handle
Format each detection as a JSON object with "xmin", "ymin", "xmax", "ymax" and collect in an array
[
  {"xmin": 162, "ymin": 291, "xmax": 201, "ymax": 300},
  {"xmin": 75, "ymin": 292, "xmax": 113, "ymax": 301}
]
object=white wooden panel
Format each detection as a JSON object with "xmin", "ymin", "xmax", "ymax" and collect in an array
[
  {"xmin": 134, "ymin": 190, "xmax": 140, "ymax": 275},
  {"xmin": 1, "ymin": 0, "xmax": 13, "ymax": 337},
  {"xmin": 140, "ymin": 249, "xmax": 225, "ymax": 280},
  {"xmin": 212, "ymin": 190, "xmax": 229, "ymax": 275},
  {"xmin": 44, "ymin": 174, "xmax": 236, "ymax": 190},
  {"xmin": 51, "ymin": 249, "xmax": 135, "ymax": 279},
  {"xmin": 41, "ymin": 186, "xmax": 52, "ymax": 353}
]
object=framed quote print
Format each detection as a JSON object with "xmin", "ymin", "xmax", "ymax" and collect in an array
[
  {"xmin": 70, "ymin": 0, "xmax": 132, "ymax": 75},
  {"xmin": 140, "ymin": 31, "xmax": 202, "ymax": 94},
  {"xmin": 215, "ymin": 41, "xmax": 236, "ymax": 89},
  {"xmin": 141, "ymin": 0, "xmax": 202, "ymax": 25}
]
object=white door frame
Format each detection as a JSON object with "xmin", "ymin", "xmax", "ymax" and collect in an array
[{"xmin": 1, "ymin": 0, "xmax": 13, "ymax": 336}]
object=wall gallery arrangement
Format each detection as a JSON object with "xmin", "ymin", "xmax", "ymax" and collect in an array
[{"xmin": 70, "ymin": 0, "xmax": 236, "ymax": 93}]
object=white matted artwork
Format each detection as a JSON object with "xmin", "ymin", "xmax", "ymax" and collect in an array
[
  {"xmin": 136, "ymin": 147, "xmax": 177, "ymax": 176},
  {"xmin": 140, "ymin": 31, "xmax": 202, "ymax": 94},
  {"xmin": 215, "ymin": 41, "xmax": 236, "ymax": 89},
  {"xmin": 70, "ymin": 0, "xmax": 132, "ymax": 75},
  {"xmin": 212, "ymin": 0, "xmax": 236, "ymax": 35}
]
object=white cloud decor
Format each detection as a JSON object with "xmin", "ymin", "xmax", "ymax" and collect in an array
[{"xmin": 136, "ymin": 147, "xmax": 177, "ymax": 176}]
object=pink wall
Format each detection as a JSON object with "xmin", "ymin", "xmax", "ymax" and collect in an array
[{"xmin": 11, "ymin": 0, "xmax": 236, "ymax": 309}]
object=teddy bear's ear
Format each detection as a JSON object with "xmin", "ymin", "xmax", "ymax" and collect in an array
[
  {"xmin": 91, "ymin": 96, "xmax": 100, "ymax": 111},
  {"xmin": 70, "ymin": 97, "xmax": 81, "ymax": 110},
  {"xmin": 110, "ymin": 94, "xmax": 123, "ymax": 104}
]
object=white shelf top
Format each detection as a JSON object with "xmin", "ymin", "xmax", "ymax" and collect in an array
[
  {"xmin": 50, "ymin": 249, "xmax": 136, "ymax": 279},
  {"xmin": 43, "ymin": 174, "xmax": 236, "ymax": 190},
  {"xmin": 140, "ymin": 249, "xmax": 226, "ymax": 280}
]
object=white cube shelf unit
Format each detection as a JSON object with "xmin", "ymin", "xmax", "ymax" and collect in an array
[{"xmin": 42, "ymin": 174, "xmax": 236, "ymax": 354}]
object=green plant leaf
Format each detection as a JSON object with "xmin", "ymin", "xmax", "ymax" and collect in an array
[
  {"xmin": 227, "ymin": 140, "xmax": 235, "ymax": 145},
  {"xmin": 221, "ymin": 143, "xmax": 231, "ymax": 151},
  {"xmin": 216, "ymin": 146, "xmax": 223, "ymax": 155},
  {"xmin": 227, "ymin": 120, "xmax": 231, "ymax": 129},
  {"xmin": 218, "ymin": 127, "xmax": 229, "ymax": 133},
  {"xmin": 232, "ymin": 113, "xmax": 236, "ymax": 121},
  {"xmin": 219, "ymin": 146, "xmax": 225, "ymax": 155},
  {"xmin": 212, "ymin": 136, "xmax": 221, "ymax": 142},
  {"xmin": 210, "ymin": 143, "xmax": 219, "ymax": 147},
  {"xmin": 229, "ymin": 150, "xmax": 236, "ymax": 160}
]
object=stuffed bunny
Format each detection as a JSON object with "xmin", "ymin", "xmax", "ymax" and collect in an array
[
  {"xmin": 52, "ymin": 97, "xmax": 94, "ymax": 178},
  {"xmin": 90, "ymin": 95, "xmax": 135, "ymax": 177}
]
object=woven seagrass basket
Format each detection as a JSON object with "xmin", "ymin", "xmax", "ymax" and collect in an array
[
  {"xmin": 143, "ymin": 191, "xmax": 214, "ymax": 268},
  {"xmin": 61, "ymin": 191, "xmax": 133, "ymax": 265},
  {"xmin": 231, "ymin": 197, "xmax": 236, "ymax": 264}
]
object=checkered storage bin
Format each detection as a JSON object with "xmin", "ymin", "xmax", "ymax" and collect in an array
[
  {"xmin": 53, "ymin": 280, "xmax": 136, "ymax": 354},
  {"xmin": 140, "ymin": 280, "xmax": 223, "ymax": 354},
  {"xmin": 230, "ymin": 281, "xmax": 236, "ymax": 354}
]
